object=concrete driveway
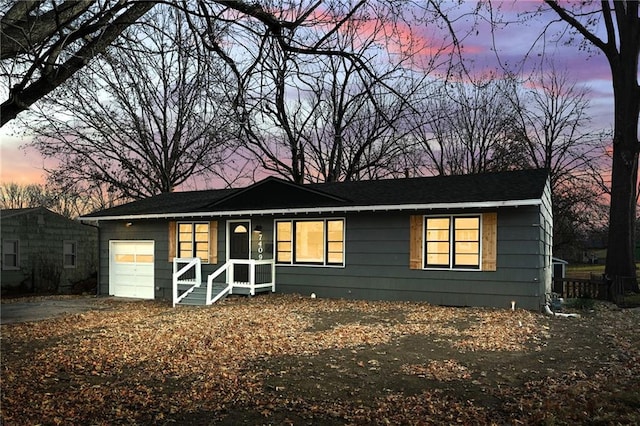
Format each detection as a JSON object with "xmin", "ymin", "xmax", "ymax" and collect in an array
[{"xmin": 1, "ymin": 296, "xmax": 116, "ymax": 325}]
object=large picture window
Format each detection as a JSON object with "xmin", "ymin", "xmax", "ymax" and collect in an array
[
  {"xmin": 425, "ymin": 215, "xmax": 480, "ymax": 269},
  {"xmin": 276, "ymin": 219, "xmax": 344, "ymax": 266},
  {"xmin": 178, "ymin": 222, "xmax": 210, "ymax": 262}
]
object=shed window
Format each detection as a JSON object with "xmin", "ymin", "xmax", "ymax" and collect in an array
[
  {"xmin": 2, "ymin": 239, "xmax": 19, "ymax": 270},
  {"xmin": 63, "ymin": 241, "xmax": 77, "ymax": 268},
  {"xmin": 276, "ymin": 219, "xmax": 344, "ymax": 266}
]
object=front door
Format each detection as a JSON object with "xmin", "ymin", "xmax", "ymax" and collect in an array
[{"xmin": 229, "ymin": 221, "xmax": 250, "ymax": 282}]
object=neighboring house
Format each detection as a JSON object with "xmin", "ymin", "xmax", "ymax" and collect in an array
[
  {"xmin": 80, "ymin": 168, "xmax": 553, "ymax": 310},
  {"xmin": 1, "ymin": 207, "xmax": 98, "ymax": 294}
]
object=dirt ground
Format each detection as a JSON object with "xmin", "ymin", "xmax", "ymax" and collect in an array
[{"xmin": 1, "ymin": 294, "xmax": 639, "ymax": 425}]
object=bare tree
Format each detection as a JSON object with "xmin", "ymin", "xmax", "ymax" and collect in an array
[
  {"xmin": 228, "ymin": 2, "xmax": 438, "ymax": 183},
  {"xmin": 412, "ymin": 71, "xmax": 528, "ymax": 176},
  {"xmin": 26, "ymin": 6, "xmax": 237, "ymax": 200},
  {"xmin": 0, "ymin": 180, "xmax": 104, "ymax": 218},
  {"xmin": 0, "ymin": 182, "xmax": 53, "ymax": 210},
  {"xmin": 1, "ymin": 0, "xmax": 384, "ymax": 127},
  {"xmin": 1, "ymin": 0, "xmax": 157, "ymax": 126},
  {"xmin": 302, "ymin": 56, "xmax": 428, "ymax": 183},
  {"xmin": 539, "ymin": 1, "xmax": 639, "ymax": 290},
  {"xmin": 44, "ymin": 173, "xmax": 123, "ymax": 218},
  {"xmin": 512, "ymin": 67, "xmax": 610, "ymax": 255}
]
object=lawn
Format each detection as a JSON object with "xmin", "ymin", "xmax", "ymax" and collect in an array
[{"xmin": 2, "ymin": 294, "xmax": 639, "ymax": 425}]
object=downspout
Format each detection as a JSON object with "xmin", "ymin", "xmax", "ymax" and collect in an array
[{"xmin": 543, "ymin": 304, "xmax": 580, "ymax": 318}]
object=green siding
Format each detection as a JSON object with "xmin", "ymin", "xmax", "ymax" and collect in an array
[
  {"xmin": 275, "ymin": 208, "xmax": 547, "ymax": 310},
  {"xmin": 97, "ymin": 202, "xmax": 550, "ymax": 310}
]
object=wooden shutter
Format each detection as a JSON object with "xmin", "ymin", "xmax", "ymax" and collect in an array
[
  {"xmin": 208, "ymin": 221, "xmax": 218, "ymax": 264},
  {"xmin": 481, "ymin": 212, "xmax": 497, "ymax": 271},
  {"xmin": 168, "ymin": 221, "xmax": 177, "ymax": 261},
  {"xmin": 409, "ymin": 215, "xmax": 423, "ymax": 270}
]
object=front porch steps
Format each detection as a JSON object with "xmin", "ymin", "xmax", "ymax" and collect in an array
[{"xmin": 176, "ymin": 283, "xmax": 229, "ymax": 306}]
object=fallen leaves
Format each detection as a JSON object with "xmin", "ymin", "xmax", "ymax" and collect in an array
[
  {"xmin": 1, "ymin": 295, "xmax": 639, "ymax": 425},
  {"xmin": 400, "ymin": 359, "xmax": 471, "ymax": 381}
]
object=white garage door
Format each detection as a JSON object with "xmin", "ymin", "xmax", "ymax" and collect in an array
[{"xmin": 109, "ymin": 241, "xmax": 155, "ymax": 299}]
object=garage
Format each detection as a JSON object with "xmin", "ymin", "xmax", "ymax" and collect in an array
[{"xmin": 109, "ymin": 241, "xmax": 155, "ymax": 299}]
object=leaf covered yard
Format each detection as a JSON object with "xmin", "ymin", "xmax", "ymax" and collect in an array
[{"xmin": 1, "ymin": 295, "xmax": 639, "ymax": 425}]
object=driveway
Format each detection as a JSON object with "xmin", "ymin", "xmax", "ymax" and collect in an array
[{"xmin": 1, "ymin": 296, "xmax": 116, "ymax": 325}]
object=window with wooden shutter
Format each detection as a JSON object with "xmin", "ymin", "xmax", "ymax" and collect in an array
[
  {"xmin": 409, "ymin": 215, "xmax": 423, "ymax": 269},
  {"xmin": 481, "ymin": 212, "xmax": 497, "ymax": 271},
  {"xmin": 168, "ymin": 220, "xmax": 218, "ymax": 263},
  {"xmin": 412, "ymin": 213, "xmax": 496, "ymax": 271}
]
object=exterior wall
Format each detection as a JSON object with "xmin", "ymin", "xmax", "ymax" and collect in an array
[
  {"xmin": 539, "ymin": 179, "xmax": 554, "ymax": 299},
  {"xmin": 1, "ymin": 209, "xmax": 98, "ymax": 294},
  {"xmin": 97, "ymin": 205, "xmax": 548, "ymax": 310},
  {"xmin": 97, "ymin": 219, "xmax": 228, "ymax": 300},
  {"xmin": 273, "ymin": 207, "xmax": 547, "ymax": 310}
]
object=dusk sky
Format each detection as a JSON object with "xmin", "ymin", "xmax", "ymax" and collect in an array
[{"xmin": 0, "ymin": 1, "xmax": 619, "ymax": 188}]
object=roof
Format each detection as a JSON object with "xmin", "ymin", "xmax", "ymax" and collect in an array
[
  {"xmin": 0, "ymin": 207, "xmax": 41, "ymax": 219},
  {"xmin": 81, "ymin": 168, "xmax": 549, "ymax": 221},
  {"xmin": 0, "ymin": 207, "xmax": 64, "ymax": 219}
]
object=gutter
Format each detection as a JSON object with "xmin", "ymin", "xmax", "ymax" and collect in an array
[{"xmin": 79, "ymin": 198, "xmax": 543, "ymax": 222}]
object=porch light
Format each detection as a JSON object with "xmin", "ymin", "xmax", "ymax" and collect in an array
[
  {"xmin": 125, "ymin": 222, "xmax": 133, "ymax": 227},
  {"xmin": 253, "ymin": 225, "xmax": 263, "ymax": 233}
]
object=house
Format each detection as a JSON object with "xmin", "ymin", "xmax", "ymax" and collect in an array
[
  {"xmin": 79, "ymin": 168, "xmax": 553, "ymax": 310},
  {"xmin": 1, "ymin": 207, "xmax": 98, "ymax": 295}
]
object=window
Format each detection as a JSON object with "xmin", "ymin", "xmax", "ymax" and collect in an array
[
  {"xmin": 276, "ymin": 219, "xmax": 344, "ymax": 266},
  {"xmin": 178, "ymin": 222, "xmax": 210, "ymax": 262},
  {"xmin": 327, "ymin": 220, "xmax": 344, "ymax": 264},
  {"xmin": 276, "ymin": 221, "xmax": 292, "ymax": 263},
  {"xmin": 424, "ymin": 215, "xmax": 480, "ymax": 270},
  {"xmin": 63, "ymin": 241, "xmax": 77, "ymax": 268},
  {"xmin": 425, "ymin": 217, "xmax": 450, "ymax": 268},
  {"xmin": 2, "ymin": 239, "xmax": 19, "ymax": 270},
  {"xmin": 295, "ymin": 221, "xmax": 324, "ymax": 263}
]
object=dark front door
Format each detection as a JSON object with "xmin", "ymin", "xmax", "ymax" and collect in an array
[{"xmin": 230, "ymin": 222, "xmax": 250, "ymax": 282}]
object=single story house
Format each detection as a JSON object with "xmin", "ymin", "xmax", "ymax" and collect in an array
[
  {"xmin": 1, "ymin": 207, "xmax": 98, "ymax": 294},
  {"xmin": 80, "ymin": 168, "xmax": 553, "ymax": 310}
]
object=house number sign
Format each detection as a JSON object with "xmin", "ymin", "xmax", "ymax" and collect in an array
[{"xmin": 257, "ymin": 232, "xmax": 263, "ymax": 260}]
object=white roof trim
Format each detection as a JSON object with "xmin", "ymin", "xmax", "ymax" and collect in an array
[{"xmin": 79, "ymin": 198, "xmax": 542, "ymax": 222}]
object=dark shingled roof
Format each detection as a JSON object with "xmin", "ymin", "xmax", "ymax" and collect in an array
[{"xmin": 82, "ymin": 168, "xmax": 549, "ymax": 219}]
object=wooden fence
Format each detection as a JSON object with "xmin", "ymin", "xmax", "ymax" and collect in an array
[{"xmin": 553, "ymin": 275, "xmax": 629, "ymax": 302}]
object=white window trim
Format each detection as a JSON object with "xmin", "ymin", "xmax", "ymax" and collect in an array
[
  {"xmin": 423, "ymin": 214, "xmax": 483, "ymax": 271},
  {"xmin": 275, "ymin": 218, "xmax": 346, "ymax": 268},
  {"xmin": 177, "ymin": 221, "xmax": 211, "ymax": 264},
  {"xmin": 63, "ymin": 240, "xmax": 77, "ymax": 269}
]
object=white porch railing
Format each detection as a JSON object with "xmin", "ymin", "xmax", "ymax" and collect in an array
[
  {"xmin": 172, "ymin": 257, "xmax": 202, "ymax": 307},
  {"xmin": 172, "ymin": 258, "xmax": 275, "ymax": 306},
  {"xmin": 206, "ymin": 260, "xmax": 232, "ymax": 305},
  {"xmin": 226, "ymin": 259, "xmax": 276, "ymax": 296}
]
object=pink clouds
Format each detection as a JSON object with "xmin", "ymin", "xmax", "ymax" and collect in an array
[
  {"xmin": 0, "ymin": 1, "xmax": 622, "ymax": 187},
  {"xmin": 0, "ymin": 134, "xmax": 47, "ymax": 185}
]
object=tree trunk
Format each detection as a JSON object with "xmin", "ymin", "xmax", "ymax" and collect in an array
[{"xmin": 605, "ymin": 51, "xmax": 640, "ymax": 292}]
